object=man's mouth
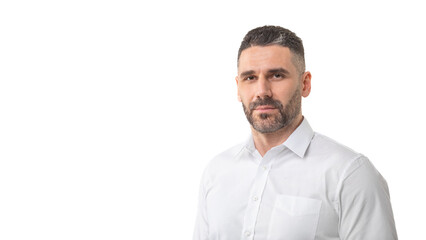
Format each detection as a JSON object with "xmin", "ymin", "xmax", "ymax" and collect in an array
[{"xmin": 254, "ymin": 105, "xmax": 277, "ymax": 112}]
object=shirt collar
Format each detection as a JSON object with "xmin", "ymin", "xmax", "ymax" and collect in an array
[
  {"xmin": 244, "ymin": 117, "xmax": 314, "ymax": 158},
  {"xmin": 283, "ymin": 117, "xmax": 314, "ymax": 158}
]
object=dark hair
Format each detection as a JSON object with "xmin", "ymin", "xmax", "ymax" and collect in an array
[{"xmin": 237, "ymin": 25, "xmax": 305, "ymax": 73}]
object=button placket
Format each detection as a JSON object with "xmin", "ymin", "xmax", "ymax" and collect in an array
[{"xmin": 241, "ymin": 156, "xmax": 273, "ymax": 240}]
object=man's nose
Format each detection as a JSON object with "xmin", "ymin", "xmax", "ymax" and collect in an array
[{"xmin": 255, "ymin": 75, "xmax": 272, "ymax": 99}]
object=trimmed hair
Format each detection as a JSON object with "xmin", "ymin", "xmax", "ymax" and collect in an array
[{"xmin": 237, "ymin": 25, "xmax": 305, "ymax": 74}]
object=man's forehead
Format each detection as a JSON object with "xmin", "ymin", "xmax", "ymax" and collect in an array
[{"xmin": 238, "ymin": 45, "xmax": 295, "ymax": 73}]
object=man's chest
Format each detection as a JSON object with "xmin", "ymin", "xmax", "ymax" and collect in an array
[{"xmin": 205, "ymin": 161, "xmax": 341, "ymax": 240}]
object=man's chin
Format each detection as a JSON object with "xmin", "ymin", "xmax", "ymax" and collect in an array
[
  {"xmin": 253, "ymin": 126, "xmax": 284, "ymax": 134},
  {"xmin": 253, "ymin": 112, "xmax": 277, "ymax": 120},
  {"xmin": 252, "ymin": 121, "xmax": 285, "ymax": 134}
]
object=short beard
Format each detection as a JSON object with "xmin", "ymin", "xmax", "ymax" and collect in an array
[{"xmin": 242, "ymin": 89, "xmax": 301, "ymax": 133}]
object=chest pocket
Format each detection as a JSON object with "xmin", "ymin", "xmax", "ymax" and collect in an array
[{"xmin": 267, "ymin": 195, "xmax": 322, "ymax": 240}]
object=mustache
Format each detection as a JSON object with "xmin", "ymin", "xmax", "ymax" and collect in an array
[{"xmin": 249, "ymin": 97, "xmax": 283, "ymax": 111}]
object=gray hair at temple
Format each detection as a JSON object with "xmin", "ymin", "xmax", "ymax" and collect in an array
[{"xmin": 237, "ymin": 25, "xmax": 306, "ymax": 74}]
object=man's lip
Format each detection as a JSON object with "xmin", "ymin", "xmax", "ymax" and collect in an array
[{"xmin": 254, "ymin": 105, "xmax": 276, "ymax": 110}]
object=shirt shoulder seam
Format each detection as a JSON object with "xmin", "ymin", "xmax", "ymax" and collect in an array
[{"xmin": 333, "ymin": 154, "xmax": 367, "ymax": 215}]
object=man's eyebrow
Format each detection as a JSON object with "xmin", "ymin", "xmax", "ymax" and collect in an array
[
  {"xmin": 239, "ymin": 70, "xmax": 255, "ymax": 78},
  {"xmin": 267, "ymin": 68, "xmax": 290, "ymax": 75},
  {"xmin": 239, "ymin": 68, "xmax": 290, "ymax": 78}
]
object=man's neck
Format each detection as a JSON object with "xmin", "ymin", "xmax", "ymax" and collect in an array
[{"xmin": 251, "ymin": 115, "xmax": 303, "ymax": 157}]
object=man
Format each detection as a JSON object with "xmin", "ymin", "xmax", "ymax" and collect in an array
[{"xmin": 193, "ymin": 26, "xmax": 397, "ymax": 240}]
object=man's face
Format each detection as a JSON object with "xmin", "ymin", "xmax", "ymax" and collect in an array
[{"xmin": 236, "ymin": 45, "xmax": 311, "ymax": 133}]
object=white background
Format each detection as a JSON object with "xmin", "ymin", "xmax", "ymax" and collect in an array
[{"xmin": 1, "ymin": 0, "xmax": 425, "ymax": 239}]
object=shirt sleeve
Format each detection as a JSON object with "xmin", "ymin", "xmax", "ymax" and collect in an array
[
  {"xmin": 337, "ymin": 156, "xmax": 398, "ymax": 240},
  {"xmin": 193, "ymin": 172, "xmax": 209, "ymax": 240}
]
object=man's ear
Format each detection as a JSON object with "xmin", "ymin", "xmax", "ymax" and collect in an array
[
  {"xmin": 236, "ymin": 76, "xmax": 242, "ymax": 102},
  {"xmin": 301, "ymin": 71, "xmax": 312, "ymax": 98}
]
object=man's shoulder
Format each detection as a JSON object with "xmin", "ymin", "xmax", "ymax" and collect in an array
[
  {"xmin": 308, "ymin": 132, "xmax": 375, "ymax": 185},
  {"xmin": 310, "ymin": 131, "xmax": 364, "ymax": 164},
  {"xmin": 210, "ymin": 142, "xmax": 245, "ymax": 164},
  {"xmin": 202, "ymin": 142, "xmax": 246, "ymax": 176}
]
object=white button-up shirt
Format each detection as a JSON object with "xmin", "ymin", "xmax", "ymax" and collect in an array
[{"xmin": 193, "ymin": 118, "xmax": 397, "ymax": 240}]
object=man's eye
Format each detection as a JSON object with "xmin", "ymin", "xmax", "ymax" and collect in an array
[
  {"xmin": 245, "ymin": 76, "xmax": 255, "ymax": 81},
  {"xmin": 273, "ymin": 74, "xmax": 282, "ymax": 78}
]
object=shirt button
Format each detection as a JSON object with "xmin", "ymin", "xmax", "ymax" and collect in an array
[
  {"xmin": 245, "ymin": 231, "xmax": 251, "ymax": 237},
  {"xmin": 262, "ymin": 165, "xmax": 267, "ymax": 170},
  {"xmin": 253, "ymin": 196, "xmax": 258, "ymax": 201}
]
